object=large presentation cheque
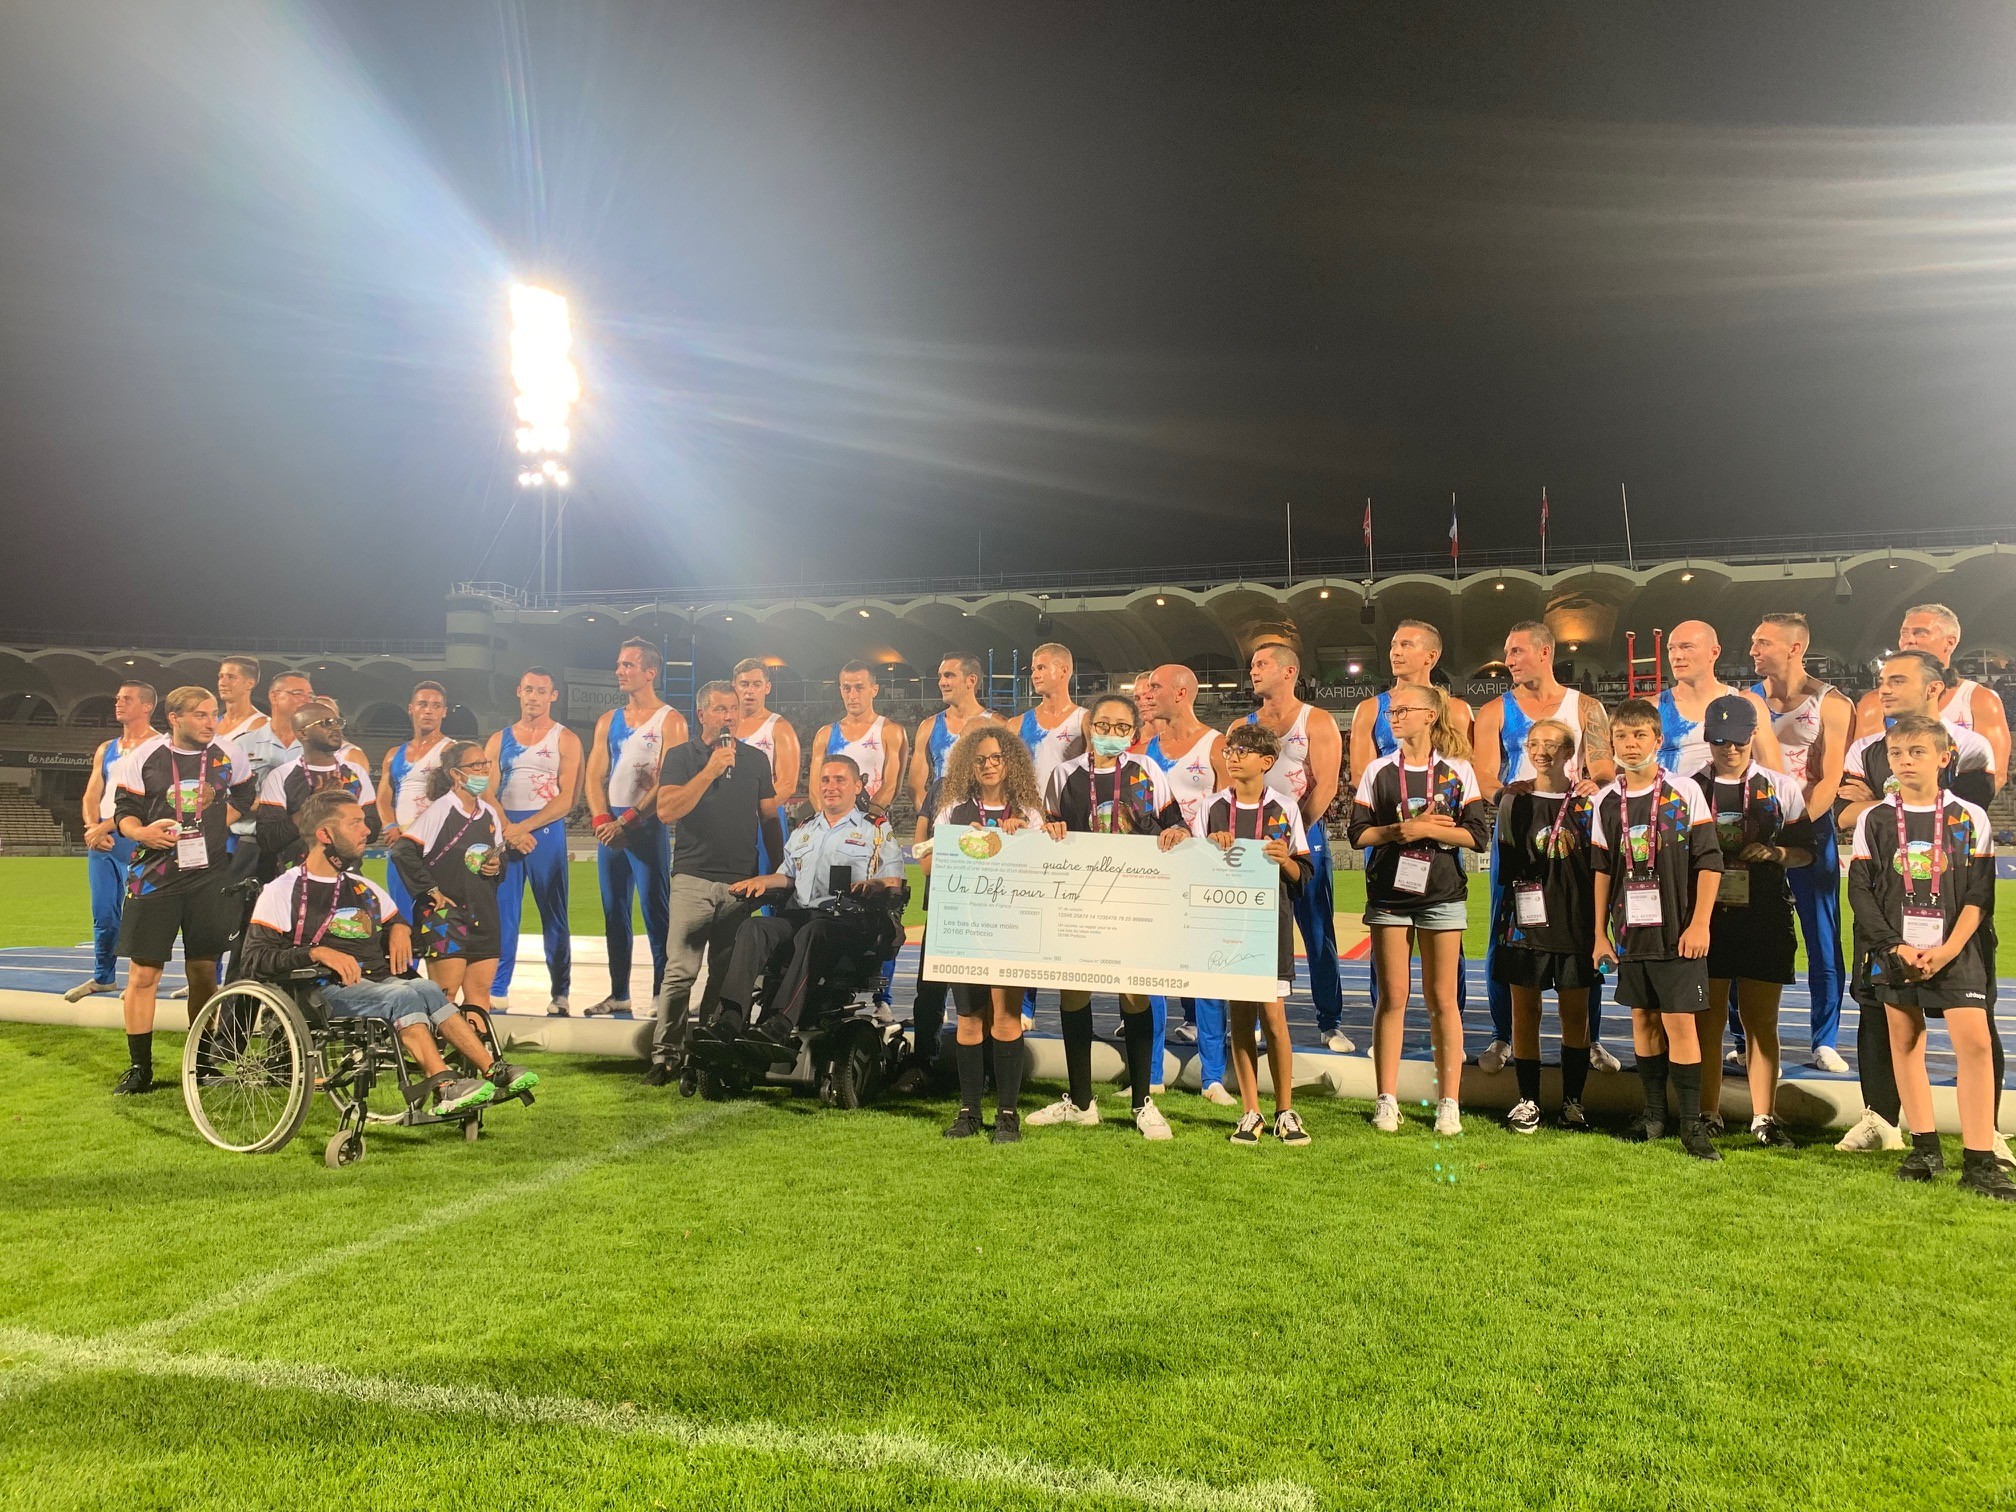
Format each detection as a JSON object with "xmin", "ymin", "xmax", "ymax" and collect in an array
[{"xmin": 923, "ymin": 829, "xmax": 1283, "ymax": 999}]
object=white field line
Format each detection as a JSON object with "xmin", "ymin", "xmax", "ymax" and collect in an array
[
  {"xmin": 134, "ymin": 1105, "xmax": 756, "ymax": 1342},
  {"xmin": 0, "ymin": 1326, "xmax": 1316, "ymax": 1512}
]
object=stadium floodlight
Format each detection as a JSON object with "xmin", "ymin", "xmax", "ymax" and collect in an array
[{"xmin": 511, "ymin": 284, "xmax": 579, "ymax": 458}]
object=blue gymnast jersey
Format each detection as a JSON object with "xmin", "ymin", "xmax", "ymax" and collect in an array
[{"xmin": 1496, "ymin": 689, "xmax": 1587, "ymax": 783}]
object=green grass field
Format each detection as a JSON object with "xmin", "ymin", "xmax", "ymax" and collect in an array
[{"xmin": 2, "ymin": 1020, "xmax": 2014, "ymax": 1511}]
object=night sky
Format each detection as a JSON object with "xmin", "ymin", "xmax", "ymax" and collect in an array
[{"xmin": 3, "ymin": 1, "xmax": 2015, "ymax": 641}]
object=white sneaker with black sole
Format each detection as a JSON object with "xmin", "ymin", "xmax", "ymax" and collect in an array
[
  {"xmin": 1507, "ymin": 1099, "xmax": 1541, "ymax": 1135},
  {"xmin": 1132, "ymin": 1098, "xmax": 1173, "ymax": 1141},
  {"xmin": 1434, "ymin": 1098, "xmax": 1464, "ymax": 1137},
  {"xmin": 1025, "ymin": 1096, "xmax": 1100, "ymax": 1128},
  {"xmin": 1478, "ymin": 1039, "xmax": 1512, "ymax": 1074},
  {"xmin": 1587, "ymin": 1041, "xmax": 1621, "ymax": 1074},
  {"xmin": 1272, "ymin": 1108, "xmax": 1311, "ymax": 1146},
  {"xmin": 1371, "ymin": 1093, "xmax": 1401, "ymax": 1133},
  {"xmin": 1834, "ymin": 1109, "xmax": 1906, "ymax": 1152},
  {"xmin": 546, "ymin": 997, "xmax": 570, "ymax": 1017}
]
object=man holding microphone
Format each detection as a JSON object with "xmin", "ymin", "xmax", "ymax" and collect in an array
[{"xmin": 642, "ymin": 681, "xmax": 782, "ymax": 1084}]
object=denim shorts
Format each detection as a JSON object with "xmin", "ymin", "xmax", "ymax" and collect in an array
[
  {"xmin": 323, "ymin": 976, "xmax": 457, "ymax": 1030},
  {"xmin": 1364, "ymin": 900, "xmax": 1469, "ymax": 932}
]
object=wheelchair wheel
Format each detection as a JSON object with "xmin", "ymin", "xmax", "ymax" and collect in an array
[
  {"xmin": 324, "ymin": 1129, "xmax": 364, "ymax": 1168},
  {"xmin": 183, "ymin": 982, "xmax": 314, "ymax": 1154},
  {"xmin": 696, "ymin": 1066, "xmax": 738, "ymax": 1102},
  {"xmin": 828, "ymin": 1021, "xmax": 883, "ymax": 1110}
]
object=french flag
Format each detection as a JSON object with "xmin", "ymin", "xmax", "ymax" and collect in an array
[{"xmin": 1448, "ymin": 496, "xmax": 1459, "ymax": 560}]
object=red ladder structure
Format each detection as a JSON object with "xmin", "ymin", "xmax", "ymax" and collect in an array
[{"xmin": 1625, "ymin": 628, "xmax": 1665, "ymax": 699}]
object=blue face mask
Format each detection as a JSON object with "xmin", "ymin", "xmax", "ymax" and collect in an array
[
  {"xmin": 462, "ymin": 773, "xmax": 490, "ymax": 795},
  {"xmin": 1090, "ymin": 733, "xmax": 1130, "ymax": 759}
]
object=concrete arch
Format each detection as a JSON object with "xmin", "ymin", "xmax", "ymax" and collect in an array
[
  {"xmin": 67, "ymin": 694, "xmax": 118, "ymax": 728},
  {"xmin": 0, "ymin": 692, "xmax": 60, "ymax": 724}
]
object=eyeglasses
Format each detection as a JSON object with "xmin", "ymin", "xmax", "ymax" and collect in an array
[
  {"xmin": 1089, "ymin": 720, "xmax": 1135, "ymax": 736},
  {"xmin": 457, "ymin": 759, "xmax": 493, "ymax": 773},
  {"xmin": 300, "ymin": 715, "xmax": 345, "ymax": 731},
  {"xmin": 974, "ymin": 752, "xmax": 1006, "ymax": 767},
  {"xmin": 1388, "ymin": 704, "xmax": 1435, "ymax": 718}
]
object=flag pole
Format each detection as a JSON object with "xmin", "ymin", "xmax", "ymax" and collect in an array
[
  {"xmin": 1620, "ymin": 483, "xmax": 1636, "ymax": 570},
  {"xmin": 1451, "ymin": 491, "xmax": 1460, "ymax": 581},
  {"xmin": 1285, "ymin": 501, "xmax": 1294, "ymax": 582},
  {"xmin": 1540, "ymin": 485, "xmax": 1548, "ymax": 576},
  {"xmin": 1364, "ymin": 497, "xmax": 1373, "ymax": 579}
]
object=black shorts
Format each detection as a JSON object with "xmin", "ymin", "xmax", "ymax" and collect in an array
[
  {"xmin": 117, "ymin": 881, "xmax": 236, "ymax": 966},
  {"xmin": 1492, "ymin": 946, "xmax": 1598, "ymax": 992},
  {"xmin": 412, "ymin": 896, "xmax": 501, "ymax": 964},
  {"xmin": 1872, "ymin": 987, "xmax": 1994, "ymax": 1020},
  {"xmin": 1705, "ymin": 906, "xmax": 1797, "ymax": 985},
  {"xmin": 1615, "ymin": 956, "xmax": 1708, "ymax": 1016}
]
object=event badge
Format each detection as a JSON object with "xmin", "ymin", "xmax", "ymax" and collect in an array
[
  {"xmin": 1623, "ymin": 879, "xmax": 1662, "ymax": 927},
  {"xmin": 175, "ymin": 826, "xmax": 209, "ymax": 871},
  {"xmin": 1902, "ymin": 906, "xmax": 1946, "ymax": 950},
  {"xmin": 1717, "ymin": 867, "xmax": 1750, "ymax": 907},
  {"xmin": 1393, "ymin": 849, "xmax": 1433, "ymax": 894},
  {"xmin": 1513, "ymin": 883, "xmax": 1547, "ymax": 927}
]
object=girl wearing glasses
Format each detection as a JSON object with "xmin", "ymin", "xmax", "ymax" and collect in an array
[
  {"xmin": 1348, "ymin": 683, "xmax": 1490, "ymax": 1136},
  {"xmin": 1031, "ymin": 693, "xmax": 1188, "ymax": 1140},
  {"xmin": 391, "ymin": 740, "xmax": 509, "ymax": 1020},
  {"xmin": 927, "ymin": 725, "xmax": 1048, "ymax": 1142}
]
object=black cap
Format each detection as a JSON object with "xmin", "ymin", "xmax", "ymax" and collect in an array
[{"xmin": 1704, "ymin": 694, "xmax": 1757, "ymax": 745}]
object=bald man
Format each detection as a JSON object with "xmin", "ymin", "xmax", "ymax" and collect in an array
[
  {"xmin": 1852, "ymin": 603, "xmax": 2010, "ymax": 786},
  {"xmin": 1141, "ymin": 663, "xmax": 1236, "ymax": 1098},
  {"xmin": 1657, "ymin": 621, "xmax": 1784, "ymax": 776}
]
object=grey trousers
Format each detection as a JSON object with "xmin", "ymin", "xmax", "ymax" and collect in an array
[{"xmin": 650, "ymin": 875, "xmax": 757, "ymax": 1064}]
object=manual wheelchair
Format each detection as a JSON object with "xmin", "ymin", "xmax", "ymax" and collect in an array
[
  {"xmin": 180, "ymin": 885, "xmax": 531, "ymax": 1167},
  {"xmin": 675, "ymin": 883, "xmax": 910, "ymax": 1109}
]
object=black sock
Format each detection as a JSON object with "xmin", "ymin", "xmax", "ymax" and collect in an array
[
  {"xmin": 994, "ymin": 1036, "xmax": 1024, "ymax": 1116},
  {"xmin": 1962, "ymin": 1147, "xmax": 1997, "ymax": 1173},
  {"xmin": 1670, "ymin": 1060, "xmax": 1702, "ymax": 1123},
  {"xmin": 127, "ymin": 1032, "xmax": 152, "ymax": 1074},
  {"xmin": 1561, "ymin": 1045, "xmax": 1591, "ymax": 1104},
  {"xmin": 1636, "ymin": 1052, "xmax": 1670, "ymax": 1124},
  {"xmin": 1061, "ymin": 1008, "xmax": 1094, "ymax": 1109},
  {"xmin": 1122, "ymin": 1010, "xmax": 1156, "ymax": 1110},
  {"xmin": 1513, "ymin": 1057, "xmax": 1541, "ymax": 1104},
  {"xmin": 954, "ymin": 1040, "xmax": 985, "ymax": 1115},
  {"xmin": 1913, "ymin": 1130, "xmax": 1943, "ymax": 1156}
]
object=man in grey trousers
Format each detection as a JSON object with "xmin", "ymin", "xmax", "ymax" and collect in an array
[{"xmin": 642, "ymin": 681, "xmax": 782, "ymax": 1084}]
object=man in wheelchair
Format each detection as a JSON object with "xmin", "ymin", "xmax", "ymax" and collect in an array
[
  {"xmin": 238, "ymin": 790, "xmax": 539, "ymax": 1117},
  {"xmin": 700, "ymin": 753, "xmax": 906, "ymax": 1052}
]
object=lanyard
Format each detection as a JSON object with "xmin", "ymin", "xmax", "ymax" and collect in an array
[
  {"xmin": 1896, "ymin": 799, "xmax": 1946, "ymax": 907},
  {"xmin": 1538, "ymin": 790, "xmax": 1574, "ymax": 856},
  {"xmin": 1615, "ymin": 776, "xmax": 1662, "ymax": 876},
  {"xmin": 1712, "ymin": 774, "xmax": 1755, "ymax": 850},
  {"xmin": 292, "ymin": 874, "xmax": 346, "ymax": 948},
  {"xmin": 978, "ymin": 804, "xmax": 1007, "ymax": 828},
  {"xmin": 426, "ymin": 801, "xmax": 482, "ymax": 864},
  {"xmin": 1090, "ymin": 763, "xmax": 1120, "ymax": 832},
  {"xmin": 166, "ymin": 748, "xmax": 212, "ymax": 824}
]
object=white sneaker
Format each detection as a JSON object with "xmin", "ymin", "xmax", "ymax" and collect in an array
[
  {"xmin": 1435, "ymin": 1098, "xmax": 1464, "ymax": 1137},
  {"xmin": 1321, "ymin": 1029, "xmax": 1357, "ymax": 1054},
  {"xmin": 1478, "ymin": 1039, "xmax": 1512, "ymax": 1074},
  {"xmin": 1810, "ymin": 1045, "xmax": 1851, "ymax": 1074},
  {"xmin": 491, "ymin": 996, "xmax": 510, "ymax": 1012},
  {"xmin": 1201, "ymin": 1081, "xmax": 1237, "ymax": 1106},
  {"xmin": 1723, "ymin": 1047, "xmax": 1746, "ymax": 1074},
  {"xmin": 1172, "ymin": 1023, "xmax": 1198, "ymax": 1045},
  {"xmin": 544, "ymin": 996, "xmax": 570, "ymax": 1017},
  {"xmin": 168, "ymin": 985, "xmax": 189, "ymax": 1001},
  {"xmin": 1025, "ymin": 1096, "xmax": 1100, "ymax": 1128},
  {"xmin": 63, "ymin": 980, "xmax": 116, "ymax": 1003},
  {"xmin": 1507, "ymin": 1098, "xmax": 1541, "ymax": 1135},
  {"xmin": 1371, "ymin": 1094, "xmax": 1401, "ymax": 1133},
  {"xmin": 1993, "ymin": 1130, "xmax": 2014, "ymax": 1171},
  {"xmin": 1834, "ymin": 1109, "xmax": 1906, "ymax": 1153},
  {"xmin": 1133, "ymin": 1098, "xmax": 1174, "ymax": 1141},
  {"xmin": 581, "ymin": 997, "xmax": 631, "ymax": 1018},
  {"xmin": 1587, "ymin": 1041, "xmax": 1621, "ymax": 1074}
]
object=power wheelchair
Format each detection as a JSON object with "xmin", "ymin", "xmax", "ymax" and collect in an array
[
  {"xmin": 180, "ymin": 879, "xmax": 532, "ymax": 1167},
  {"xmin": 674, "ymin": 881, "xmax": 910, "ymax": 1109}
]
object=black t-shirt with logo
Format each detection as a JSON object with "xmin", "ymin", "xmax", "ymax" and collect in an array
[
  {"xmin": 1347, "ymin": 752, "xmax": 1489, "ymax": 912},
  {"xmin": 1848, "ymin": 794, "xmax": 1996, "ymax": 1000},
  {"xmin": 1494, "ymin": 789, "xmax": 1598, "ymax": 958},
  {"xmin": 111, "ymin": 735, "xmax": 256, "ymax": 897},
  {"xmin": 253, "ymin": 755, "xmax": 381, "ymax": 874},
  {"xmin": 1199, "ymin": 789, "xmax": 1310, "ymax": 992},
  {"xmin": 242, "ymin": 867, "xmax": 402, "ymax": 982},
  {"xmin": 1686, "ymin": 763, "xmax": 1813, "ymax": 925},
  {"xmin": 1589, "ymin": 773, "xmax": 1723, "ymax": 961}
]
